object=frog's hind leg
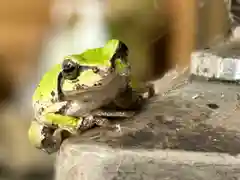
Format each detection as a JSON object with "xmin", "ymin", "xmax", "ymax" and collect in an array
[
  {"xmin": 80, "ymin": 115, "xmax": 116, "ymax": 131},
  {"xmin": 79, "ymin": 115, "xmax": 112, "ymax": 130},
  {"xmin": 40, "ymin": 127, "xmax": 63, "ymax": 154},
  {"xmin": 52, "ymin": 128, "xmax": 71, "ymax": 144}
]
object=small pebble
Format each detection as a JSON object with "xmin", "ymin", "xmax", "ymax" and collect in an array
[{"xmin": 192, "ymin": 94, "xmax": 200, "ymax": 99}]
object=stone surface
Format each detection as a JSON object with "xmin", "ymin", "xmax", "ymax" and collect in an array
[
  {"xmin": 191, "ymin": 39, "xmax": 240, "ymax": 81},
  {"xmin": 55, "ymin": 64, "xmax": 240, "ymax": 179},
  {"xmin": 56, "ymin": 146, "xmax": 240, "ymax": 180}
]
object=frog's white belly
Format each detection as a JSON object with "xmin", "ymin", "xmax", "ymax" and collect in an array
[{"xmin": 63, "ymin": 73, "xmax": 128, "ymax": 117}]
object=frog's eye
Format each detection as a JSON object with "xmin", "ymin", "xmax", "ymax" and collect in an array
[
  {"xmin": 62, "ymin": 59, "xmax": 79, "ymax": 80},
  {"xmin": 62, "ymin": 59, "xmax": 77, "ymax": 73}
]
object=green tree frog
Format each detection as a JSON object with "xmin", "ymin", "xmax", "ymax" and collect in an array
[
  {"xmin": 28, "ymin": 39, "xmax": 154, "ymax": 154},
  {"xmin": 29, "ymin": 61, "xmax": 133, "ymax": 154}
]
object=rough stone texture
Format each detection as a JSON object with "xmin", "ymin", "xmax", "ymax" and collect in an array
[
  {"xmin": 55, "ymin": 41, "xmax": 240, "ymax": 180},
  {"xmin": 191, "ymin": 39, "xmax": 240, "ymax": 81},
  {"xmin": 56, "ymin": 146, "xmax": 240, "ymax": 180}
]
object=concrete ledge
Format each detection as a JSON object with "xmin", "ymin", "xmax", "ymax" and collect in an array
[
  {"xmin": 55, "ymin": 144, "xmax": 240, "ymax": 180},
  {"xmin": 55, "ymin": 77, "xmax": 240, "ymax": 180}
]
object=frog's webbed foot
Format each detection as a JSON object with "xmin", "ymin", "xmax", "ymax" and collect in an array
[
  {"xmin": 40, "ymin": 128, "xmax": 70, "ymax": 154},
  {"xmin": 79, "ymin": 115, "xmax": 111, "ymax": 132},
  {"xmin": 123, "ymin": 82, "xmax": 155, "ymax": 110},
  {"xmin": 92, "ymin": 110, "xmax": 135, "ymax": 131},
  {"xmin": 40, "ymin": 129, "xmax": 61, "ymax": 154},
  {"xmin": 91, "ymin": 109, "xmax": 135, "ymax": 118},
  {"xmin": 41, "ymin": 137, "xmax": 60, "ymax": 154},
  {"xmin": 111, "ymin": 85, "xmax": 146, "ymax": 111},
  {"xmin": 94, "ymin": 117, "xmax": 123, "ymax": 131},
  {"xmin": 142, "ymin": 83, "xmax": 155, "ymax": 99},
  {"xmin": 79, "ymin": 114, "xmax": 127, "ymax": 132}
]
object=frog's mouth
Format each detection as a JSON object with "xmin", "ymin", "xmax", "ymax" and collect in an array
[
  {"xmin": 70, "ymin": 72, "xmax": 127, "ymax": 93},
  {"xmin": 58, "ymin": 72, "xmax": 129, "ymax": 117},
  {"xmin": 61, "ymin": 72, "xmax": 129, "ymax": 104}
]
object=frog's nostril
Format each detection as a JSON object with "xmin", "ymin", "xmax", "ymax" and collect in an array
[{"xmin": 92, "ymin": 67, "xmax": 99, "ymax": 73}]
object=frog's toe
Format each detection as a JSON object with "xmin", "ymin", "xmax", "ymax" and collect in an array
[
  {"xmin": 105, "ymin": 124, "xmax": 121, "ymax": 132},
  {"xmin": 146, "ymin": 84, "xmax": 155, "ymax": 99},
  {"xmin": 92, "ymin": 110, "xmax": 135, "ymax": 118},
  {"xmin": 95, "ymin": 117, "xmax": 111, "ymax": 127},
  {"xmin": 114, "ymin": 124, "xmax": 122, "ymax": 132},
  {"xmin": 139, "ymin": 83, "xmax": 154, "ymax": 99},
  {"xmin": 40, "ymin": 129, "xmax": 63, "ymax": 154}
]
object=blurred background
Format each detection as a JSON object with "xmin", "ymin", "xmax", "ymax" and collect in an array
[{"xmin": 0, "ymin": 0, "xmax": 237, "ymax": 179}]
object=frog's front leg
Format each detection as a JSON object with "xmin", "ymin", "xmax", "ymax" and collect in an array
[
  {"xmin": 79, "ymin": 110, "xmax": 135, "ymax": 132},
  {"xmin": 111, "ymin": 85, "xmax": 145, "ymax": 110},
  {"xmin": 111, "ymin": 82, "xmax": 155, "ymax": 111},
  {"xmin": 143, "ymin": 83, "xmax": 155, "ymax": 99},
  {"xmin": 128, "ymin": 82, "xmax": 155, "ymax": 106}
]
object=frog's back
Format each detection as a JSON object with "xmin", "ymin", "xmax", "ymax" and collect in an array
[
  {"xmin": 32, "ymin": 64, "xmax": 61, "ymax": 102},
  {"xmin": 66, "ymin": 39, "xmax": 120, "ymax": 67}
]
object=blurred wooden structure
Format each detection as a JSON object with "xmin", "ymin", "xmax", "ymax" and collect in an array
[
  {"xmin": 166, "ymin": 0, "xmax": 197, "ymax": 69},
  {"xmin": 0, "ymin": 0, "xmax": 51, "ymax": 102},
  {"xmin": 168, "ymin": 0, "xmax": 231, "ymax": 66},
  {"xmin": 0, "ymin": 1, "xmax": 53, "ymax": 177},
  {"xmin": 0, "ymin": 0, "xmax": 232, "ymax": 101},
  {"xmin": 229, "ymin": 0, "xmax": 240, "ymax": 25},
  {"xmin": 106, "ymin": 0, "xmax": 231, "ymax": 80}
]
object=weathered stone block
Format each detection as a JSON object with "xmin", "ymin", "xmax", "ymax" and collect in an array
[{"xmin": 55, "ymin": 69, "xmax": 240, "ymax": 179}]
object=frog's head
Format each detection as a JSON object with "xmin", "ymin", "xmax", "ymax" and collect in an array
[{"xmin": 28, "ymin": 121, "xmax": 60, "ymax": 154}]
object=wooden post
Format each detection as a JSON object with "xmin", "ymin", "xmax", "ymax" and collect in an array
[{"xmin": 166, "ymin": 0, "xmax": 197, "ymax": 68}]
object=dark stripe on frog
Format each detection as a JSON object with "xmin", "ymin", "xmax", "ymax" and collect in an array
[
  {"xmin": 76, "ymin": 56, "xmax": 112, "ymax": 77},
  {"xmin": 41, "ymin": 126, "xmax": 56, "ymax": 137},
  {"xmin": 56, "ymin": 101, "xmax": 72, "ymax": 115},
  {"xmin": 57, "ymin": 72, "xmax": 64, "ymax": 101},
  {"xmin": 109, "ymin": 41, "xmax": 129, "ymax": 69}
]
